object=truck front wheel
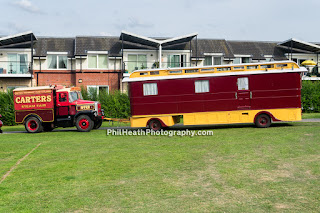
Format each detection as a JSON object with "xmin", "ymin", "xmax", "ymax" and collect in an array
[
  {"xmin": 93, "ymin": 119, "xmax": 103, "ymax": 129},
  {"xmin": 76, "ymin": 115, "xmax": 94, "ymax": 132},
  {"xmin": 25, "ymin": 117, "xmax": 43, "ymax": 133}
]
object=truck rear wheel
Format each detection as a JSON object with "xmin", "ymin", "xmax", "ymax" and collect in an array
[
  {"xmin": 93, "ymin": 119, "xmax": 103, "ymax": 129},
  {"xmin": 255, "ymin": 114, "xmax": 271, "ymax": 128},
  {"xmin": 76, "ymin": 115, "xmax": 94, "ymax": 132},
  {"xmin": 25, "ymin": 117, "xmax": 43, "ymax": 133}
]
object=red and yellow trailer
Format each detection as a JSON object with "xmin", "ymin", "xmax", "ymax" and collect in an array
[{"xmin": 123, "ymin": 61, "xmax": 307, "ymax": 130}]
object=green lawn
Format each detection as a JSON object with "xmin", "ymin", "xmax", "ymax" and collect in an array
[
  {"xmin": 0, "ymin": 122, "xmax": 320, "ymax": 212},
  {"xmin": 302, "ymin": 113, "xmax": 320, "ymax": 119}
]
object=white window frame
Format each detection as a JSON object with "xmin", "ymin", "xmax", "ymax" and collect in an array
[
  {"xmin": 195, "ymin": 80, "xmax": 210, "ymax": 93},
  {"xmin": 87, "ymin": 85, "xmax": 109, "ymax": 95},
  {"xmin": 87, "ymin": 54, "xmax": 109, "ymax": 69},
  {"xmin": 47, "ymin": 55, "xmax": 68, "ymax": 70},
  {"xmin": 127, "ymin": 54, "xmax": 148, "ymax": 72},
  {"xmin": 204, "ymin": 56, "xmax": 212, "ymax": 66},
  {"xmin": 167, "ymin": 54, "xmax": 187, "ymax": 68},
  {"xmin": 143, "ymin": 83, "xmax": 158, "ymax": 96}
]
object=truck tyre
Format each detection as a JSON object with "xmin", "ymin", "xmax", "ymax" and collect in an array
[
  {"xmin": 148, "ymin": 119, "xmax": 162, "ymax": 131},
  {"xmin": 25, "ymin": 117, "xmax": 43, "ymax": 133},
  {"xmin": 255, "ymin": 114, "xmax": 271, "ymax": 128},
  {"xmin": 93, "ymin": 119, "xmax": 103, "ymax": 129},
  {"xmin": 76, "ymin": 115, "xmax": 94, "ymax": 132}
]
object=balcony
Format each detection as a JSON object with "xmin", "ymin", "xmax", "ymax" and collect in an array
[
  {"xmin": 0, "ymin": 61, "xmax": 32, "ymax": 77},
  {"xmin": 123, "ymin": 61, "xmax": 192, "ymax": 73}
]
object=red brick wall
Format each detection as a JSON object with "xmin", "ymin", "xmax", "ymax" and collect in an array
[{"xmin": 34, "ymin": 69, "xmax": 121, "ymax": 91}]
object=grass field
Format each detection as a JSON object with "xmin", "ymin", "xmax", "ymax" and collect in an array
[
  {"xmin": 302, "ymin": 112, "xmax": 320, "ymax": 119},
  {"xmin": 0, "ymin": 121, "xmax": 320, "ymax": 212}
]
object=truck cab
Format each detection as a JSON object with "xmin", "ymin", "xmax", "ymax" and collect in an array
[{"xmin": 54, "ymin": 87, "xmax": 104, "ymax": 131}]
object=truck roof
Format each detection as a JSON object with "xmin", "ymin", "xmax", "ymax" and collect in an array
[{"xmin": 13, "ymin": 86, "xmax": 54, "ymax": 92}]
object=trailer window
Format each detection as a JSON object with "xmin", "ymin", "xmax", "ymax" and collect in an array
[
  {"xmin": 143, "ymin": 83, "xmax": 158, "ymax": 96},
  {"xmin": 195, "ymin": 80, "xmax": 209, "ymax": 93},
  {"xmin": 237, "ymin": 77, "xmax": 249, "ymax": 90}
]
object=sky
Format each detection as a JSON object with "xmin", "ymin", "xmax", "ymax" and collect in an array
[{"xmin": 1, "ymin": 0, "xmax": 320, "ymax": 42}]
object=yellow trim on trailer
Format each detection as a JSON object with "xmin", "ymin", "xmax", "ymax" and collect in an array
[{"xmin": 130, "ymin": 108, "xmax": 301, "ymax": 128}]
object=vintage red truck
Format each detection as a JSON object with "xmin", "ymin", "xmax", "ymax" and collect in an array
[{"xmin": 13, "ymin": 85, "xmax": 104, "ymax": 133}]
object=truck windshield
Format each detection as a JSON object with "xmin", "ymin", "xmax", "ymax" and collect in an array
[{"xmin": 69, "ymin": 91, "xmax": 81, "ymax": 102}]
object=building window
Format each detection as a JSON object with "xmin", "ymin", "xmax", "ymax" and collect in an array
[
  {"xmin": 127, "ymin": 54, "xmax": 147, "ymax": 72},
  {"xmin": 6, "ymin": 86, "xmax": 25, "ymax": 91},
  {"xmin": 48, "ymin": 55, "xmax": 67, "ymax": 69},
  {"xmin": 143, "ymin": 83, "xmax": 158, "ymax": 96},
  {"xmin": 242, "ymin": 57, "xmax": 250, "ymax": 63},
  {"xmin": 204, "ymin": 56, "xmax": 212, "ymax": 66},
  {"xmin": 204, "ymin": 56, "xmax": 221, "ymax": 66},
  {"xmin": 234, "ymin": 57, "xmax": 251, "ymax": 64},
  {"xmin": 88, "ymin": 54, "xmax": 108, "ymax": 69},
  {"xmin": 214, "ymin": 57, "xmax": 222, "ymax": 65},
  {"xmin": 195, "ymin": 80, "xmax": 209, "ymax": 93},
  {"xmin": 237, "ymin": 77, "xmax": 249, "ymax": 90},
  {"xmin": 167, "ymin": 54, "xmax": 186, "ymax": 68},
  {"xmin": 87, "ymin": 85, "xmax": 109, "ymax": 95},
  {"xmin": 7, "ymin": 54, "xmax": 28, "ymax": 74}
]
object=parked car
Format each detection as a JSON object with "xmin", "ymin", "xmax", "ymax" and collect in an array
[{"xmin": 0, "ymin": 114, "xmax": 3, "ymax": 133}]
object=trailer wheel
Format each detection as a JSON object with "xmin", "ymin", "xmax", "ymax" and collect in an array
[
  {"xmin": 93, "ymin": 119, "xmax": 103, "ymax": 129},
  {"xmin": 255, "ymin": 114, "xmax": 271, "ymax": 128},
  {"xmin": 149, "ymin": 119, "xmax": 162, "ymax": 131},
  {"xmin": 25, "ymin": 117, "xmax": 43, "ymax": 133},
  {"xmin": 76, "ymin": 115, "xmax": 94, "ymax": 132}
]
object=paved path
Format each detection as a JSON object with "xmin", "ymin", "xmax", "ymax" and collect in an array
[{"xmin": 1, "ymin": 118, "xmax": 320, "ymax": 134}]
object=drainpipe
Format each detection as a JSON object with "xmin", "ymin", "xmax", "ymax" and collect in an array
[
  {"xmin": 30, "ymin": 34, "xmax": 33, "ymax": 87},
  {"xmin": 159, "ymin": 44, "xmax": 162, "ymax": 68}
]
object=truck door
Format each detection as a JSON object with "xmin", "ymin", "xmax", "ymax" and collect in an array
[
  {"xmin": 56, "ymin": 92, "xmax": 69, "ymax": 116},
  {"xmin": 236, "ymin": 77, "xmax": 251, "ymax": 110}
]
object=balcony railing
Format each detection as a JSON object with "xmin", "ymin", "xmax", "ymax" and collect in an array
[
  {"xmin": 123, "ymin": 61, "xmax": 192, "ymax": 73},
  {"xmin": 0, "ymin": 61, "xmax": 32, "ymax": 75}
]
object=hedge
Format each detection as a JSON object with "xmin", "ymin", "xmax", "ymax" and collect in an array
[
  {"xmin": 80, "ymin": 87, "xmax": 130, "ymax": 118},
  {"xmin": 1, "ymin": 81, "xmax": 320, "ymax": 126},
  {"xmin": 301, "ymin": 81, "xmax": 320, "ymax": 112},
  {"xmin": 0, "ymin": 90, "xmax": 15, "ymax": 126}
]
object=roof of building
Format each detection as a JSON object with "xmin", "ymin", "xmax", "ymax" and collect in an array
[
  {"xmin": 119, "ymin": 31, "xmax": 198, "ymax": 48},
  {"xmin": 227, "ymin": 41, "xmax": 286, "ymax": 60},
  {"xmin": 75, "ymin": 36, "xmax": 121, "ymax": 56},
  {"xmin": 31, "ymin": 35, "xmax": 289, "ymax": 61},
  {"xmin": 34, "ymin": 37, "xmax": 75, "ymax": 57},
  {"xmin": 193, "ymin": 39, "xmax": 235, "ymax": 58},
  {"xmin": 278, "ymin": 38, "xmax": 320, "ymax": 54},
  {"xmin": 0, "ymin": 31, "xmax": 36, "ymax": 49}
]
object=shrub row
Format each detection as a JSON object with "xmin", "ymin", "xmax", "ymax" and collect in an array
[
  {"xmin": 1, "ymin": 81, "xmax": 320, "ymax": 126},
  {"xmin": 0, "ymin": 91, "xmax": 15, "ymax": 126},
  {"xmin": 301, "ymin": 81, "xmax": 320, "ymax": 112},
  {"xmin": 80, "ymin": 87, "xmax": 130, "ymax": 119}
]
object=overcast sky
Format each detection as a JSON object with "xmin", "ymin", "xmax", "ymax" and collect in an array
[{"xmin": 1, "ymin": 0, "xmax": 320, "ymax": 42}]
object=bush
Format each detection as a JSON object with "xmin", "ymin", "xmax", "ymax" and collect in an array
[
  {"xmin": 301, "ymin": 81, "xmax": 320, "ymax": 112},
  {"xmin": 0, "ymin": 90, "xmax": 15, "ymax": 126},
  {"xmin": 80, "ymin": 89, "xmax": 130, "ymax": 118}
]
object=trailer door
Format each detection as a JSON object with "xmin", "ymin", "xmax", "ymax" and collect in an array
[{"xmin": 237, "ymin": 77, "xmax": 251, "ymax": 109}]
